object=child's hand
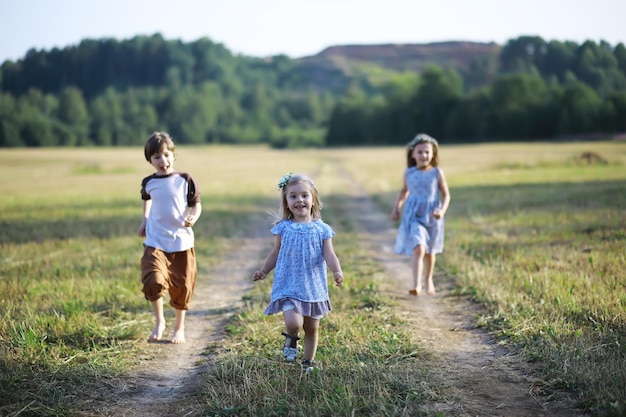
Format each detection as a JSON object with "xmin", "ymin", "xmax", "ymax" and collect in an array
[
  {"xmin": 433, "ymin": 209, "xmax": 445, "ymax": 219},
  {"xmin": 137, "ymin": 225, "xmax": 146, "ymax": 237},
  {"xmin": 390, "ymin": 209, "xmax": 399, "ymax": 221},
  {"xmin": 183, "ymin": 215, "xmax": 197, "ymax": 227},
  {"xmin": 333, "ymin": 271, "xmax": 344, "ymax": 287},
  {"xmin": 253, "ymin": 270, "xmax": 266, "ymax": 281}
]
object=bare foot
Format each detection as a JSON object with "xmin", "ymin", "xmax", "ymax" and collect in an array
[
  {"xmin": 171, "ymin": 328, "xmax": 186, "ymax": 344},
  {"xmin": 427, "ymin": 283, "xmax": 436, "ymax": 295},
  {"xmin": 148, "ymin": 321, "xmax": 165, "ymax": 342}
]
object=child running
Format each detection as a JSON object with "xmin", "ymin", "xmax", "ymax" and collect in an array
[
  {"xmin": 391, "ymin": 133, "xmax": 451, "ymax": 296},
  {"xmin": 253, "ymin": 173, "xmax": 344, "ymax": 371},
  {"xmin": 137, "ymin": 131, "xmax": 202, "ymax": 344}
]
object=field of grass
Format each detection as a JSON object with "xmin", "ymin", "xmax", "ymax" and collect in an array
[{"xmin": 1, "ymin": 141, "xmax": 625, "ymax": 416}]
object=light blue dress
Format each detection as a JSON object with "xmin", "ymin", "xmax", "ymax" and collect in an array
[
  {"xmin": 264, "ymin": 219, "xmax": 334, "ymax": 317},
  {"xmin": 394, "ymin": 167, "xmax": 444, "ymax": 255}
]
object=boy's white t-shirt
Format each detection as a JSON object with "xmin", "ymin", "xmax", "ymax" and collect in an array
[{"xmin": 141, "ymin": 172, "xmax": 200, "ymax": 253}]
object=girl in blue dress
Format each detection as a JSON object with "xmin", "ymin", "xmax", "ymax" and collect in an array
[
  {"xmin": 391, "ymin": 133, "xmax": 451, "ymax": 296},
  {"xmin": 253, "ymin": 173, "xmax": 344, "ymax": 370}
]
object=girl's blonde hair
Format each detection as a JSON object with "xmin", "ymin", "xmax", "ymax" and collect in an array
[
  {"xmin": 275, "ymin": 173, "xmax": 322, "ymax": 223},
  {"xmin": 406, "ymin": 133, "xmax": 440, "ymax": 168}
]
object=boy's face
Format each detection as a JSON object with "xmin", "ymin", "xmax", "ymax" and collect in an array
[{"xmin": 149, "ymin": 146, "xmax": 175, "ymax": 175}]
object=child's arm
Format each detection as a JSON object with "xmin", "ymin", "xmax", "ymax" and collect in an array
[
  {"xmin": 253, "ymin": 235, "xmax": 281, "ymax": 281},
  {"xmin": 391, "ymin": 172, "xmax": 409, "ymax": 221},
  {"xmin": 184, "ymin": 203, "xmax": 202, "ymax": 227},
  {"xmin": 137, "ymin": 199, "xmax": 152, "ymax": 237},
  {"xmin": 433, "ymin": 169, "xmax": 451, "ymax": 219},
  {"xmin": 323, "ymin": 238, "xmax": 344, "ymax": 287}
]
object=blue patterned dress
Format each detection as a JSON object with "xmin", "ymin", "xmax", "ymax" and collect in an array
[
  {"xmin": 264, "ymin": 219, "xmax": 335, "ymax": 317},
  {"xmin": 394, "ymin": 167, "xmax": 444, "ymax": 255}
]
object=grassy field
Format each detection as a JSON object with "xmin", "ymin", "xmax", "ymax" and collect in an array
[{"xmin": 1, "ymin": 141, "xmax": 625, "ymax": 416}]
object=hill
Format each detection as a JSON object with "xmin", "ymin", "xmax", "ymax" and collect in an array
[
  {"xmin": 285, "ymin": 41, "xmax": 501, "ymax": 93},
  {"xmin": 303, "ymin": 41, "xmax": 501, "ymax": 72}
]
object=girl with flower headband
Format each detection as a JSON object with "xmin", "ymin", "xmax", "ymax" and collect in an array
[
  {"xmin": 391, "ymin": 133, "xmax": 451, "ymax": 296},
  {"xmin": 253, "ymin": 173, "xmax": 344, "ymax": 371}
]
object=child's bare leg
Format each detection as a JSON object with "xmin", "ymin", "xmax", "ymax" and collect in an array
[
  {"xmin": 149, "ymin": 298, "xmax": 166, "ymax": 341},
  {"xmin": 302, "ymin": 317, "xmax": 320, "ymax": 361},
  {"xmin": 283, "ymin": 310, "xmax": 303, "ymax": 343},
  {"xmin": 425, "ymin": 253, "xmax": 436, "ymax": 295},
  {"xmin": 410, "ymin": 245, "xmax": 426, "ymax": 295},
  {"xmin": 281, "ymin": 310, "xmax": 303, "ymax": 361},
  {"xmin": 171, "ymin": 309, "xmax": 186, "ymax": 344}
]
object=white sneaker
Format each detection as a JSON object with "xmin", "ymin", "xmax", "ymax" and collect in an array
[{"xmin": 283, "ymin": 346, "xmax": 298, "ymax": 362}]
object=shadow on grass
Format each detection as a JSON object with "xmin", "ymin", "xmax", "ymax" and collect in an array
[
  {"xmin": 444, "ymin": 179, "xmax": 626, "ymax": 214},
  {"xmin": 0, "ymin": 197, "xmax": 278, "ymax": 245},
  {"xmin": 369, "ymin": 178, "xmax": 626, "ymax": 217}
]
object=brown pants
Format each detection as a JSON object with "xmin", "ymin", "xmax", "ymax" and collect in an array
[{"xmin": 141, "ymin": 246, "xmax": 197, "ymax": 310}]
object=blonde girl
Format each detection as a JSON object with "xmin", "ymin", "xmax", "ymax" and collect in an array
[{"xmin": 253, "ymin": 173, "xmax": 343, "ymax": 371}]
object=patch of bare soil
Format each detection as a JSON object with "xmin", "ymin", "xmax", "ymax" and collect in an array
[{"xmin": 87, "ymin": 173, "xmax": 586, "ymax": 417}]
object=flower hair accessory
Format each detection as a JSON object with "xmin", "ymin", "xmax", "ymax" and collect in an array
[
  {"xmin": 277, "ymin": 172, "xmax": 292, "ymax": 189},
  {"xmin": 409, "ymin": 133, "xmax": 437, "ymax": 149}
]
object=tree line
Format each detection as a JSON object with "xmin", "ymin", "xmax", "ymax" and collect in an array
[{"xmin": 1, "ymin": 34, "xmax": 625, "ymax": 148}]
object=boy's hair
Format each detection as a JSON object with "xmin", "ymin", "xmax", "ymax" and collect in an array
[
  {"xmin": 275, "ymin": 173, "xmax": 322, "ymax": 223},
  {"xmin": 144, "ymin": 131, "xmax": 176, "ymax": 162},
  {"xmin": 406, "ymin": 133, "xmax": 439, "ymax": 168}
]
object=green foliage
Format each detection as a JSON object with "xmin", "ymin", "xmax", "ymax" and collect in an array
[{"xmin": 1, "ymin": 35, "xmax": 626, "ymax": 147}]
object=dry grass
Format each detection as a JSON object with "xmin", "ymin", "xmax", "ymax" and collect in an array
[{"xmin": 1, "ymin": 141, "xmax": 625, "ymax": 416}]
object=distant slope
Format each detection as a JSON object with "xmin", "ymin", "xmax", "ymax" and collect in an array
[{"xmin": 300, "ymin": 41, "xmax": 501, "ymax": 72}]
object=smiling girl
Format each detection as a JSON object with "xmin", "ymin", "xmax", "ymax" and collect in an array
[{"xmin": 253, "ymin": 173, "xmax": 344, "ymax": 372}]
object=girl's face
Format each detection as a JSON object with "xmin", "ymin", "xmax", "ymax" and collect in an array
[
  {"xmin": 412, "ymin": 143, "xmax": 434, "ymax": 169},
  {"xmin": 150, "ymin": 146, "xmax": 175, "ymax": 175},
  {"xmin": 285, "ymin": 182, "xmax": 313, "ymax": 222}
]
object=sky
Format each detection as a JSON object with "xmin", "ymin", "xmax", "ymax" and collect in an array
[{"xmin": 1, "ymin": 0, "xmax": 625, "ymax": 63}]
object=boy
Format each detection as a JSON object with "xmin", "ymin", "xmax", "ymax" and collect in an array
[{"xmin": 137, "ymin": 131, "xmax": 202, "ymax": 344}]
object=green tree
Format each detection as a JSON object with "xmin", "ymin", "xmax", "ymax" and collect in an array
[
  {"xmin": 488, "ymin": 73, "xmax": 553, "ymax": 138},
  {"xmin": 89, "ymin": 87, "xmax": 124, "ymax": 146},
  {"xmin": 557, "ymin": 81, "xmax": 603, "ymax": 134},
  {"xmin": 445, "ymin": 89, "xmax": 491, "ymax": 140},
  {"xmin": 605, "ymin": 91, "xmax": 626, "ymax": 131},
  {"xmin": 57, "ymin": 86, "xmax": 90, "ymax": 145},
  {"xmin": 325, "ymin": 85, "xmax": 371, "ymax": 146},
  {"xmin": 14, "ymin": 93, "xmax": 62, "ymax": 146},
  {"xmin": 115, "ymin": 88, "xmax": 159, "ymax": 145},
  {"xmin": 499, "ymin": 36, "xmax": 548, "ymax": 74},
  {"xmin": 543, "ymin": 40, "xmax": 578, "ymax": 82},
  {"xmin": 377, "ymin": 73, "xmax": 422, "ymax": 143},
  {"xmin": 407, "ymin": 65, "xmax": 463, "ymax": 138},
  {"xmin": 461, "ymin": 56, "xmax": 499, "ymax": 91},
  {"xmin": 575, "ymin": 40, "xmax": 626, "ymax": 97},
  {"xmin": 0, "ymin": 93, "xmax": 23, "ymax": 146},
  {"xmin": 615, "ymin": 43, "xmax": 626, "ymax": 76}
]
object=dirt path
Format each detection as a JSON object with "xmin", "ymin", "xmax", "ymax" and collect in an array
[
  {"xmin": 338, "ymin": 168, "xmax": 585, "ymax": 416},
  {"xmin": 92, "ymin": 172, "xmax": 584, "ymax": 417},
  {"xmin": 91, "ymin": 217, "xmax": 271, "ymax": 417}
]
